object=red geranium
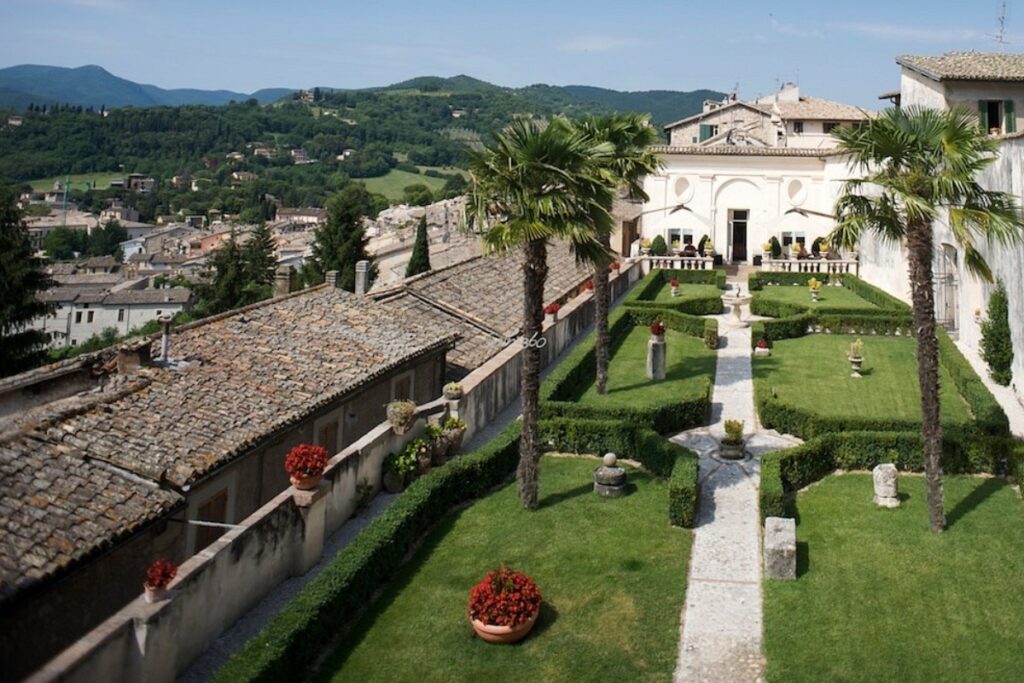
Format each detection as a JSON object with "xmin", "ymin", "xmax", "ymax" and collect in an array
[
  {"xmin": 544, "ymin": 302, "xmax": 561, "ymax": 315},
  {"xmin": 284, "ymin": 443, "xmax": 329, "ymax": 477},
  {"xmin": 146, "ymin": 558, "xmax": 177, "ymax": 589},
  {"xmin": 610, "ymin": 261, "xmax": 621, "ymax": 270},
  {"xmin": 756, "ymin": 338, "xmax": 769, "ymax": 349},
  {"xmin": 650, "ymin": 321, "xmax": 666, "ymax": 336},
  {"xmin": 468, "ymin": 567, "xmax": 542, "ymax": 627},
  {"xmin": 584, "ymin": 280, "xmax": 594, "ymax": 291},
  {"xmin": 670, "ymin": 278, "xmax": 679, "ymax": 287}
]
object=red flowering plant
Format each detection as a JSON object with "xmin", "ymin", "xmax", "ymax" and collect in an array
[
  {"xmin": 544, "ymin": 302, "xmax": 561, "ymax": 315},
  {"xmin": 756, "ymin": 338, "xmax": 769, "ymax": 349},
  {"xmin": 145, "ymin": 558, "xmax": 177, "ymax": 589},
  {"xmin": 649, "ymin": 321, "xmax": 666, "ymax": 336},
  {"xmin": 670, "ymin": 278, "xmax": 679, "ymax": 287},
  {"xmin": 610, "ymin": 261, "xmax": 621, "ymax": 270},
  {"xmin": 468, "ymin": 567, "xmax": 542, "ymax": 627},
  {"xmin": 284, "ymin": 444, "xmax": 329, "ymax": 478},
  {"xmin": 584, "ymin": 280, "xmax": 594, "ymax": 291}
]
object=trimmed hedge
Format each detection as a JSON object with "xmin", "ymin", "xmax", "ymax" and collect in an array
[
  {"xmin": 211, "ymin": 423, "xmax": 522, "ymax": 683},
  {"xmin": 759, "ymin": 430, "xmax": 1017, "ymax": 521},
  {"xmin": 749, "ymin": 273, "xmax": 909, "ymax": 310},
  {"xmin": 625, "ymin": 306, "xmax": 719, "ymax": 350},
  {"xmin": 750, "ymin": 311, "xmax": 914, "ymax": 347},
  {"xmin": 624, "ymin": 268, "xmax": 725, "ymax": 315},
  {"xmin": 938, "ymin": 329, "xmax": 1009, "ymax": 433},
  {"xmin": 538, "ymin": 417, "xmax": 700, "ymax": 527}
]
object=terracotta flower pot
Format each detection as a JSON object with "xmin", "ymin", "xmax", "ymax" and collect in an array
[
  {"xmin": 382, "ymin": 470, "xmax": 405, "ymax": 493},
  {"xmin": 144, "ymin": 584, "xmax": 168, "ymax": 604},
  {"xmin": 470, "ymin": 609, "xmax": 539, "ymax": 644},
  {"xmin": 445, "ymin": 427, "xmax": 466, "ymax": 459},
  {"xmin": 290, "ymin": 473, "xmax": 322, "ymax": 491}
]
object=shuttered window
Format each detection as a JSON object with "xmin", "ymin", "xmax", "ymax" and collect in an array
[
  {"xmin": 1005, "ymin": 100, "xmax": 1017, "ymax": 133},
  {"xmin": 978, "ymin": 100, "xmax": 989, "ymax": 131}
]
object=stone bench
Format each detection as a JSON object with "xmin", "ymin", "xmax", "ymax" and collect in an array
[{"xmin": 763, "ymin": 516, "xmax": 796, "ymax": 580}]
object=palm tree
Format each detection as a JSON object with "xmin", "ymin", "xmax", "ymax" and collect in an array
[
  {"xmin": 831, "ymin": 106, "xmax": 1023, "ymax": 532},
  {"xmin": 467, "ymin": 118, "xmax": 615, "ymax": 509},
  {"xmin": 575, "ymin": 114, "xmax": 662, "ymax": 394}
]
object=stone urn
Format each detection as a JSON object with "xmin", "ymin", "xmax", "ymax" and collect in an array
[
  {"xmin": 849, "ymin": 355, "xmax": 863, "ymax": 378},
  {"xmin": 811, "ymin": 289, "xmax": 820, "ymax": 302},
  {"xmin": 443, "ymin": 383, "xmax": 463, "ymax": 401},
  {"xmin": 470, "ymin": 610, "xmax": 539, "ymax": 644},
  {"xmin": 386, "ymin": 400, "xmax": 416, "ymax": 434}
]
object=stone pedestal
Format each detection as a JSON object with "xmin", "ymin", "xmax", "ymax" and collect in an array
[
  {"xmin": 594, "ymin": 465, "xmax": 627, "ymax": 497},
  {"xmin": 646, "ymin": 336, "xmax": 666, "ymax": 380},
  {"xmin": 872, "ymin": 463, "xmax": 900, "ymax": 508},
  {"xmin": 764, "ymin": 517, "xmax": 796, "ymax": 580}
]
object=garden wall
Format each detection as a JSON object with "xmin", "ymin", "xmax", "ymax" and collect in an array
[{"xmin": 28, "ymin": 260, "xmax": 645, "ymax": 683}]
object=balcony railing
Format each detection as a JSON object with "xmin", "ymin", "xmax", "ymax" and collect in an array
[
  {"xmin": 761, "ymin": 258, "xmax": 858, "ymax": 275},
  {"xmin": 647, "ymin": 255, "xmax": 715, "ymax": 271}
]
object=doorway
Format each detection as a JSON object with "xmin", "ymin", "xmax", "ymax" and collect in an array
[{"xmin": 729, "ymin": 209, "xmax": 748, "ymax": 262}]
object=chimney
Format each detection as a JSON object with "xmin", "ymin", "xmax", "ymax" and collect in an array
[
  {"xmin": 274, "ymin": 265, "xmax": 294, "ymax": 296},
  {"xmin": 325, "ymin": 270, "xmax": 339, "ymax": 288},
  {"xmin": 355, "ymin": 260, "xmax": 369, "ymax": 296},
  {"xmin": 158, "ymin": 314, "xmax": 173, "ymax": 362}
]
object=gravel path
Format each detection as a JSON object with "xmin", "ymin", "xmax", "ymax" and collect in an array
[{"xmin": 670, "ymin": 280, "xmax": 800, "ymax": 683}]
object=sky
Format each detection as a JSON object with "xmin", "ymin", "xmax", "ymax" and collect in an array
[{"xmin": 1, "ymin": 0, "xmax": 1019, "ymax": 107}]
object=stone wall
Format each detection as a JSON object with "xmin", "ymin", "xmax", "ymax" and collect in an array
[{"xmin": 28, "ymin": 260, "xmax": 643, "ymax": 683}]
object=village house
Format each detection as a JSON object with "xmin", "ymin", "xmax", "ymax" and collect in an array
[
  {"xmin": 0, "ymin": 278, "xmax": 456, "ymax": 679},
  {"xmin": 24, "ymin": 210, "xmax": 100, "ymax": 251},
  {"xmin": 276, "ymin": 206, "xmax": 327, "ymax": 225}
]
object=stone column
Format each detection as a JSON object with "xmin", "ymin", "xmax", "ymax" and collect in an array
[
  {"xmin": 646, "ymin": 334, "xmax": 666, "ymax": 380},
  {"xmin": 274, "ymin": 265, "xmax": 293, "ymax": 297},
  {"xmin": 355, "ymin": 260, "xmax": 369, "ymax": 296},
  {"xmin": 764, "ymin": 516, "xmax": 796, "ymax": 580},
  {"xmin": 872, "ymin": 463, "xmax": 900, "ymax": 508}
]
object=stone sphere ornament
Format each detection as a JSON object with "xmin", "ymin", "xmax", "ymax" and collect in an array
[{"xmin": 603, "ymin": 452, "xmax": 617, "ymax": 467}]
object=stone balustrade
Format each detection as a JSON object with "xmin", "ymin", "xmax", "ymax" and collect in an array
[
  {"xmin": 646, "ymin": 255, "xmax": 715, "ymax": 271},
  {"xmin": 762, "ymin": 258, "xmax": 859, "ymax": 275}
]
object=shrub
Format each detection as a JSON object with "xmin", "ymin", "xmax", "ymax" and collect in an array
[
  {"xmin": 724, "ymin": 419, "xmax": 744, "ymax": 443},
  {"xmin": 668, "ymin": 455, "xmax": 699, "ymax": 527},
  {"xmin": 770, "ymin": 236, "xmax": 782, "ymax": 259},
  {"xmin": 703, "ymin": 319, "xmax": 719, "ymax": 350},
  {"xmin": 650, "ymin": 235, "xmax": 668, "ymax": 256},
  {"xmin": 467, "ymin": 567, "xmax": 542, "ymax": 626},
  {"xmin": 980, "ymin": 280, "xmax": 1013, "ymax": 386},
  {"xmin": 212, "ymin": 423, "xmax": 521, "ymax": 683}
]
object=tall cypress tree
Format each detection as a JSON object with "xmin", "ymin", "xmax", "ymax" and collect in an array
[
  {"xmin": 308, "ymin": 185, "xmax": 377, "ymax": 291},
  {"xmin": 0, "ymin": 188, "xmax": 55, "ymax": 377},
  {"xmin": 243, "ymin": 222, "xmax": 277, "ymax": 286},
  {"xmin": 405, "ymin": 215, "xmax": 431, "ymax": 277}
]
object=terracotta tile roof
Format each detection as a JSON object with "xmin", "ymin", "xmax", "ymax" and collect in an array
[
  {"xmin": 42, "ymin": 286, "xmax": 456, "ymax": 488},
  {"xmin": 770, "ymin": 97, "xmax": 870, "ymax": 121},
  {"xmin": 898, "ymin": 52, "xmax": 1024, "ymax": 82},
  {"xmin": 81, "ymin": 256, "xmax": 120, "ymax": 269},
  {"xmin": 0, "ymin": 435, "xmax": 183, "ymax": 603},
  {"xmin": 102, "ymin": 287, "xmax": 192, "ymax": 305}
]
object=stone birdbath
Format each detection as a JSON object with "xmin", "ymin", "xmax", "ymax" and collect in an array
[{"xmin": 721, "ymin": 287, "xmax": 752, "ymax": 327}]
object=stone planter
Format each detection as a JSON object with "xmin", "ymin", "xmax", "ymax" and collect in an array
[
  {"xmin": 719, "ymin": 439, "xmax": 745, "ymax": 460},
  {"xmin": 382, "ymin": 470, "xmax": 405, "ymax": 494},
  {"xmin": 443, "ymin": 385, "xmax": 463, "ymax": 401},
  {"xmin": 289, "ymin": 473, "xmax": 323, "ymax": 491},
  {"xmin": 144, "ymin": 584, "xmax": 169, "ymax": 604},
  {"xmin": 471, "ymin": 609, "xmax": 539, "ymax": 644},
  {"xmin": 386, "ymin": 401, "xmax": 416, "ymax": 435},
  {"xmin": 445, "ymin": 426, "xmax": 466, "ymax": 458},
  {"xmin": 546, "ymin": 312, "xmax": 558, "ymax": 325},
  {"xmin": 754, "ymin": 347, "xmax": 771, "ymax": 357},
  {"xmin": 810, "ymin": 290, "xmax": 820, "ymax": 302},
  {"xmin": 849, "ymin": 356, "xmax": 863, "ymax": 378},
  {"xmin": 670, "ymin": 286, "xmax": 679, "ymax": 297}
]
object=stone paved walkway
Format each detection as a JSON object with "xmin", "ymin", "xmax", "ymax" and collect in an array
[{"xmin": 670, "ymin": 281, "xmax": 800, "ymax": 683}]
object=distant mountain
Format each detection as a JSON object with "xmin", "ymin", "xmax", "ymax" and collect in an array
[{"xmin": 0, "ymin": 64, "xmax": 293, "ymax": 109}]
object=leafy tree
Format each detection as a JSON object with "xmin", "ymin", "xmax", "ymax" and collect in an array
[
  {"xmin": 405, "ymin": 216, "xmax": 431, "ymax": 277},
  {"xmin": 308, "ymin": 185, "xmax": 377, "ymax": 291},
  {"xmin": 43, "ymin": 225, "xmax": 87, "ymax": 260},
  {"xmin": 575, "ymin": 113, "xmax": 661, "ymax": 395},
  {"xmin": 466, "ymin": 118, "xmax": 614, "ymax": 509},
  {"xmin": 0, "ymin": 188, "xmax": 55, "ymax": 376},
  {"xmin": 402, "ymin": 183, "xmax": 434, "ymax": 206},
  {"xmin": 243, "ymin": 222, "xmax": 277, "ymax": 286},
  {"xmin": 831, "ymin": 106, "xmax": 1024, "ymax": 532},
  {"xmin": 441, "ymin": 173, "xmax": 468, "ymax": 198},
  {"xmin": 980, "ymin": 280, "xmax": 1013, "ymax": 385},
  {"xmin": 649, "ymin": 234, "xmax": 668, "ymax": 256},
  {"xmin": 86, "ymin": 219, "xmax": 127, "ymax": 258}
]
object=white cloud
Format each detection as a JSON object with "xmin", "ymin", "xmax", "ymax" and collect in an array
[
  {"xmin": 828, "ymin": 22, "xmax": 983, "ymax": 43},
  {"xmin": 559, "ymin": 36, "xmax": 635, "ymax": 53}
]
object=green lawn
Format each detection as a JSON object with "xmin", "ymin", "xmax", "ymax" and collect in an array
[
  {"xmin": 753, "ymin": 334, "xmax": 971, "ymax": 424},
  {"xmin": 316, "ymin": 457, "xmax": 690, "ymax": 682},
  {"xmin": 577, "ymin": 326, "xmax": 717, "ymax": 405},
  {"xmin": 361, "ymin": 168, "xmax": 450, "ymax": 201},
  {"xmin": 27, "ymin": 172, "xmax": 122, "ymax": 191},
  {"xmin": 755, "ymin": 284, "xmax": 879, "ymax": 310},
  {"xmin": 647, "ymin": 282, "xmax": 724, "ymax": 304},
  {"xmin": 765, "ymin": 474, "xmax": 1024, "ymax": 682}
]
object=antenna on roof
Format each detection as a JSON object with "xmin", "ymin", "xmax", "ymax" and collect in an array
[{"xmin": 991, "ymin": 0, "xmax": 1011, "ymax": 51}]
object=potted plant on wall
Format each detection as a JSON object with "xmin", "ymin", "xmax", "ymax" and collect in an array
[
  {"xmin": 285, "ymin": 443, "xmax": 329, "ymax": 491},
  {"xmin": 762, "ymin": 241, "xmax": 773, "ymax": 259},
  {"xmin": 849, "ymin": 338, "xmax": 865, "ymax": 378},
  {"xmin": 468, "ymin": 566, "xmax": 542, "ymax": 644},
  {"xmin": 144, "ymin": 558, "xmax": 177, "ymax": 603},
  {"xmin": 544, "ymin": 302, "xmax": 561, "ymax": 323},
  {"xmin": 441, "ymin": 415, "xmax": 467, "ymax": 459},
  {"xmin": 610, "ymin": 261, "xmax": 621, "ymax": 272},
  {"xmin": 383, "ymin": 448, "xmax": 417, "ymax": 492},
  {"xmin": 443, "ymin": 381, "xmax": 463, "ymax": 401},
  {"xmin": 720, "ymin": 419, "xmax": 746, "ymax": 459},
  {"xmin": 386, "ymin": 399, "xmax": 417, "ymax": 435}
]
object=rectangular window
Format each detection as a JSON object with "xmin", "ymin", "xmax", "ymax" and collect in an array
[
  {"xmin": 978, "ymin": 99, "xmax": 1016, "ymax": 133},
  {"xmin": 683, "ymin": 229, "xmax": 694, "ymax": 245},
  {"xmin": 668, "ymin": 228, "xmax": 681, "ymax": 249},
  {"xmin": 698, "ymin": 124, "xmax": 718, "ymax": 142},
  {"xmin": 74, "ymin": 311, "xmax": 82, "ymax": 324},
  {"xmin": 195, "ymin": 488, "xmax": 228, "ymax": 552},
  {"xmin": 781, "ymin": 232, "xmax": 794, "ymax": 246},
  {"xmin": 87, "ymin": 311, "xmax": 94, "ymax": 323},
  {"xmin": 796, "ymin": 232, "xmax": 807, "ymax": 246},
  {"xmin": 71, "ymin": 339, "xmax": 78, "ymax": 346},
  {"xmin": 118, "ymin": 308, "xmax": 125, "ymax": 322},
  {"xmin": 390, "ymin": 370, "xmax": 414, "ymax": 402},
  {"xmin": 793, "ymin": 121, "xmax": 804, "ymax": 134},
  {"xmin": 822, "ymin": 122, "xmax": 839, "ymax": 134}
]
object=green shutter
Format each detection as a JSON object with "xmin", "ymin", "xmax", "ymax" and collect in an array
[
  {"xmin": 1005, "ymin": 100, "xmax": 1016, "ymax": 133},
  {"xmin": 978, "ymin": 100, "xmax": 989, "ymax": 131},
  {"xmin": 699, "ymin": 124, "xmax": 712, "ymax": 142}
]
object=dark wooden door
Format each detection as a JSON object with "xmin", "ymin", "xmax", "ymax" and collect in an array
[{"xmin": 731, "ymin": 210, "xmax": 748, "ymax": 262}]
